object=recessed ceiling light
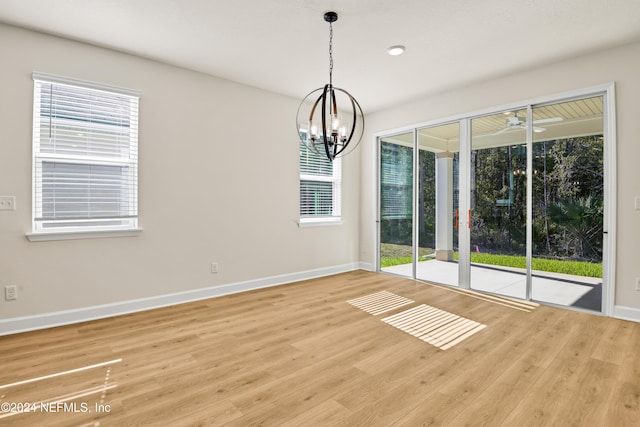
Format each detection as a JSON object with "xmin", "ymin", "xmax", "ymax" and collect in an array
[{"xmin": 387, "ymin": 45, "xmax": 405, "ymax": 56}]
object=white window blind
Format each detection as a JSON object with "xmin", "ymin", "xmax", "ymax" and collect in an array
[
  {"xmin": 299, "ymin": 139, "xmax": 342, "ymax": 221},
  {"xmin": 32, "ymin": 73, "xmax": 139, "ymax": 233},
  {"xmin": 380, "ymin": 141, "xmax": 413, "ymax": 220}
]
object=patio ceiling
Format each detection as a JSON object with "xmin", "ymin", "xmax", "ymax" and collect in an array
[{"xmin": 383, "ymin": 97, "xmax": 604, "ymax": 152}]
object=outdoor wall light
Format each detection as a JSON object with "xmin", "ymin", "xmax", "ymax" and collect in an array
[{"xmin": 296, "ymin": 11, "xmax": 364, "ymax": 162}]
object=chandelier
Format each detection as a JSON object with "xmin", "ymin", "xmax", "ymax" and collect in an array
[{"xmin": 296, "ymin": 11, "xmax": 364, "ymax": 162}]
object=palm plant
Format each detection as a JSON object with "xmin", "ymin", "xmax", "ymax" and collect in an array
[{"xmin": 548, "ymin": 196, "xmax": 603, "ymax": 260}]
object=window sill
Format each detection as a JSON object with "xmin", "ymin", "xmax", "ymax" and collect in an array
[
  {"xmin": 26, "ymin": 228, "xmax": 143, "ymax": 242},
  {"xmin": 298, "ymin": 218, "xmax": 343, "ymax": 228}
]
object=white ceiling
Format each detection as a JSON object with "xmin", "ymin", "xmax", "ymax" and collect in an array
[{"xmin": 1, "ymin": 0, "xmax": 639, "ymax": 113}]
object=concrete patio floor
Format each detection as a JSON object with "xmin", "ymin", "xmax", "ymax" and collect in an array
[{"xmin": 382, "ymin": 259, "xmax": 602, "ymax": 312}]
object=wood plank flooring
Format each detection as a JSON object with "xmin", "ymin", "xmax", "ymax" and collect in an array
[{"xmin": 0, "ymin": 270, "xmax": 638, "ymax": 426}]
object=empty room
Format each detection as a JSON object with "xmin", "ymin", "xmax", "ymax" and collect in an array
[{"xmin": 1, "ymin": 1, "xmax": 639, "ymax": 425}]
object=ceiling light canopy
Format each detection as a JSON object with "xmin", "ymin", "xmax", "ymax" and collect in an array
[{"xmin": 296, "ymin": 11, "xmax": 364, "ymax": 162}]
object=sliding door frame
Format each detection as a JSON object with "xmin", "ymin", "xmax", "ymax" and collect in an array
[
  {"xmin": 458, "ymin": 118, "xmax": 471, "ymax": 290},
  {"xmin": 375, "ymin": 83, "xmax": 616, "ymax": 316}
]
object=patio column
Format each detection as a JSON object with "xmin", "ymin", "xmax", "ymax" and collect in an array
[{"xmin": 436, "ymin": 152, "xmax": 454, "ymax": 261}]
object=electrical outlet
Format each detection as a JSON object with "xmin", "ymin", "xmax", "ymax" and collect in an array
[
  {"xmin": 5, "ymin": 285, "xmax": 17, "ymax": 301},
  {"xmin": 0, "ymin": 196, "xmax": 16, "ymax": 211},
  {"xmin": 211, "ymin": 263, "xmax": 219, "ymax": 274}
]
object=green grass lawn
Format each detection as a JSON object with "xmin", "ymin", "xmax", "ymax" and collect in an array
[
  {"xmin": 380, "ymin": 244, "xmax": 602, "ymax": 278},
  {"xmin": 464, "ymin": 253, "xmax": 602, "ymax": 278},
  {"xmin": 380, "ymin": 244, "xmax": 434, "ymax": 268}
]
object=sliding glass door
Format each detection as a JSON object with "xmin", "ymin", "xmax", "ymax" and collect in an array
[
  {"xmin": 377, "ymin": 89, "xmax": 611, "ymax": 315},
  {"xmin": 379, "ymin": 132, "xmax": 414, "ymax": 278},
  {"xmin": 416, "ymin": 123, "xmax": 460, "ymax": 286},
  {"xmin": 530, "ymin": 97, "xmax": 604, "ymax": 311},
  {"xmin": 469, "ymin": 110, "xmax": 528, "ymax": 299}
]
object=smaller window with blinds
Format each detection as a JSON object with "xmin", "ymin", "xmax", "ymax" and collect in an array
[
  {"xmin": 299, "ymin": 136, "xmax": 342, "ymax": 223},
  {"xmin": 31, "ymin": 73, "xmax": 140, "ymax": 236}
]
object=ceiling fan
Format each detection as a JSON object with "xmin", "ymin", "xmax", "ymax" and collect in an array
[{"xmin": 493, "ymin": 113, "xmax": 562, "ymax": 135}]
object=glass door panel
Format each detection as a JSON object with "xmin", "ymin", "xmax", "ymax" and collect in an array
[
  {"xmin": 531, "ymin": 97, "xmax": 604, "ymax": 311},
  {"xmin": 379, "ymin": 133, "xmax": 414, "ymax": 278},
  {"xmin": 416, "ymin": 123, "xmax": 460, "ymax": 286},
  {"xmin": 469, "ymin": 110, "xmax": 528, "ymax": 299}
]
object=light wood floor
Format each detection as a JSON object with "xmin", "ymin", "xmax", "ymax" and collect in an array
[{"xmin": 0, "ymin": 270, "xmax": 638, "ymax": 426}]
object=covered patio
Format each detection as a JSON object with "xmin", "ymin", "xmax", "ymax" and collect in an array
[{"xmin": 382, "ymin": 259, "xmax": 602, "ymax": 311}]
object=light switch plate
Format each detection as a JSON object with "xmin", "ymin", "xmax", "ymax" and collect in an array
[
  {"xmin": 5, "ymin": 285, "xmax": 17, "ymax": 300},
  {"xmin": 0, "ymin": 196, "xmax": 16, "ymax": 211},
  {"xmin": 635, "ymin": 197, "xmax": 640, "ymax": 211}
]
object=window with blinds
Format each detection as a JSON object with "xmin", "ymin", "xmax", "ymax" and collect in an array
[
  {"xmin": 299, "ymin": 138, "xmax": 342, "ymax": 222},
  {"xmin": 31, "ymin": 73, "xmax": 140, "ymax": 234}
]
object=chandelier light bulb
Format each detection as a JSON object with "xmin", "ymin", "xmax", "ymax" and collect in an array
[
  {"xmin": 331, "ymin": 115, "xmax": 341, "ymax": 132},
  {"xmin": 339, "ymin": 125, "xmax": 347, "ymax": 142},
  {"xmin": 309, "ymin": 122, "xmax": 319, "ymax": 140}
]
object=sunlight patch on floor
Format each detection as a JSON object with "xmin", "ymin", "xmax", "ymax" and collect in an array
[
  {"xmin": 382, "ymin": 304, "xmax": 486, "ymax": 350},
  {"xmin": 346, "ymin": 291, "xmax": 414, "ymax": 315}
]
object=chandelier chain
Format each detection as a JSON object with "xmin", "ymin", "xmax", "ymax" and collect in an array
[{"xmin": 328, "ymin": 22, "xmax": 333, "ymax": 86}]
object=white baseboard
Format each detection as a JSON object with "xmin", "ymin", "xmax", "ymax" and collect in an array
[
  {"xmin": 0, "ymin": 263, "xmax": 361, "ymax": 336},
  {"xmin": 613, "ymin": 305, "xmax": 640, "ymax": 323},
  {"xmin": 357, "ymin": 261, "xmax": 375, "ymax": 271}
]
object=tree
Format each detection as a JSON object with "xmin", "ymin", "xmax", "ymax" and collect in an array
[
  {"xmin": 548, "ymin": 196, "xmax": 603, "ymax": 260},
  {"xmin": 418, "ymin": 149, "xmax": 436, "ymax": 249}
]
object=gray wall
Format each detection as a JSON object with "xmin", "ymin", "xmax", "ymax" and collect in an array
[{"xmin": 0, "ymin": 24, "xmax": 360, "ymax": 324}]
